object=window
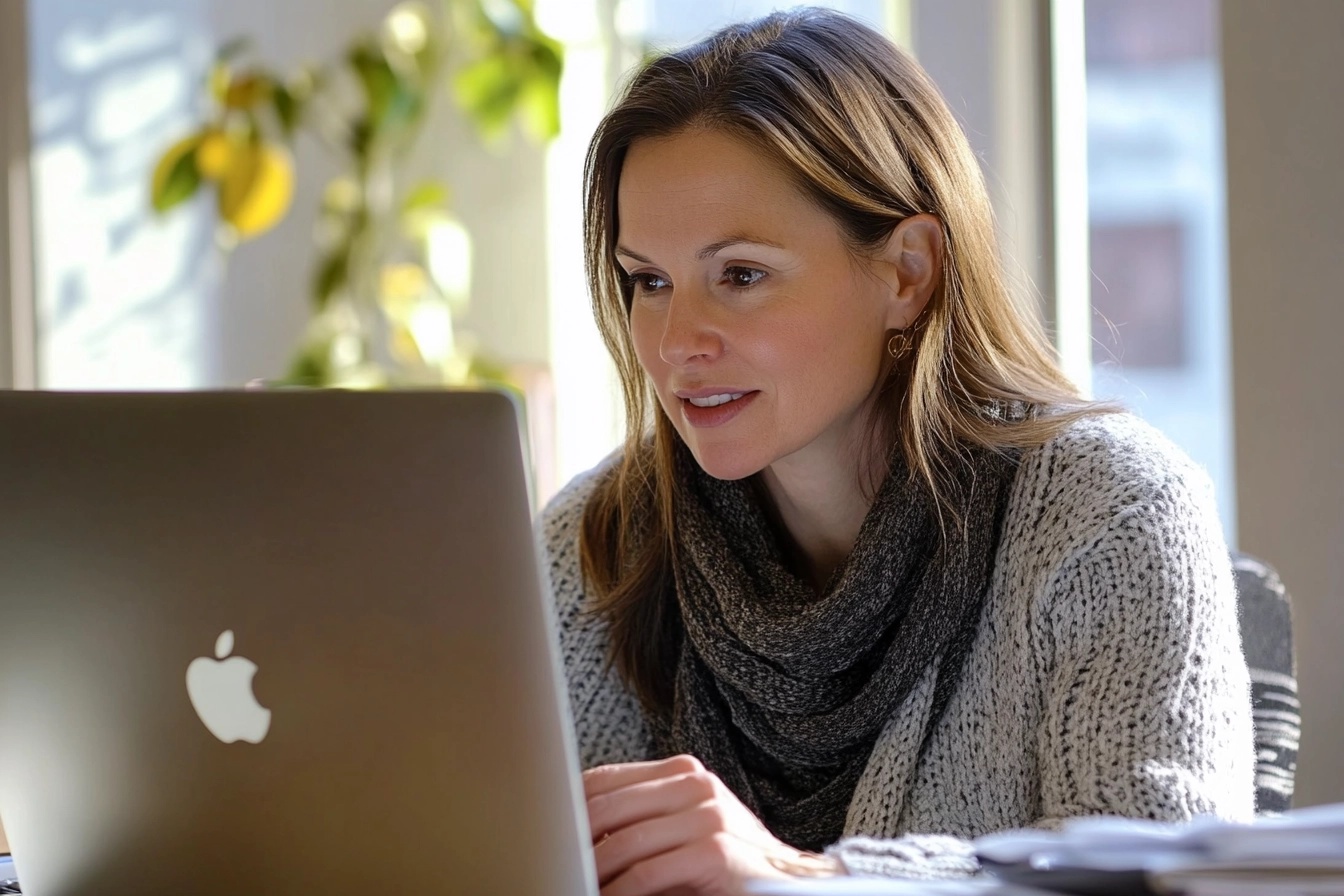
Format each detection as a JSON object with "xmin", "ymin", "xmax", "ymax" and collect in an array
[
  {"xmin": 635, "ymin": 0, "xmax": 890, "ymax": 46},
  {"xmin": 1084, "ymin": 0, "xmax": 1233, "ymax": 537}
]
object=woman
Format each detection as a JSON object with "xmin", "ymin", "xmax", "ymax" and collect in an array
[{"xmin": 542, "ymin": 7, "xmax": 1253, "ymax": 893}]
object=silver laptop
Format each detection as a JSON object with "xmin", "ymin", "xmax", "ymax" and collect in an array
[{"xmin": 0, "ymin": 389, "xmax": 597, "ymax": 896}]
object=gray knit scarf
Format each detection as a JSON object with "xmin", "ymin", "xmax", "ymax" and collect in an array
[{"xmin": 664, "ymin": 439, "xmax": 1020, "ymax": 852}]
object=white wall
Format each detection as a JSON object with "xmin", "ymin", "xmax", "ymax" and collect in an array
[
  {"xmin": 27, "ymin": 0, "xmax": 215, "ymax": 387},
  {"xmin": 1222, "ymin": 0, "xmax": 1344, "ymax": 808}
]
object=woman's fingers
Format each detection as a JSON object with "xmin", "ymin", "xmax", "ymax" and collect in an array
[
  {"xmin": 601, "ymin": 833, "xmax": 787, "ymax": 896},
  {"xmin": 602, "ymin": 835, "xmax": 727, "ymax": 896},
  {"xmin": 593, "ymin": 802, "xmax": 720, "ymax": 885},
  {"xmin": 581, "ymin": 755, "xmax": 809, "ymax": 895},
  {"xmin": 583, "ymin": 753, "xmax": 706, "ymax": 798},
  {"xmin": 587, "ymin": 766, "xmax": 718, "ymax": 842}
]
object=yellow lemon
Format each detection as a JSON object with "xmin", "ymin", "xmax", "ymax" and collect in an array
[
  {"xmin": 218, "ymin": 141, "xmax": 295, "ymax": 239},
  {"xmin": 196, "ymin": 129, "xmax": 233, "ymax": 180}
]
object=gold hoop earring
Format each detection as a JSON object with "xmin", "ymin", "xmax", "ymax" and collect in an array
[{"xmin": 886, "ymin": 330, "xmax": 913, "ymax": 360}]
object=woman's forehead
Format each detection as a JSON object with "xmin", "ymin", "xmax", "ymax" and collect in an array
[
  {"xmin": 622, "ymin": 131, "xmax": 782, "ymax": 187},
  {"xmin": 616, "ymin": 131, "xmax": 822, "ymax": 242}
]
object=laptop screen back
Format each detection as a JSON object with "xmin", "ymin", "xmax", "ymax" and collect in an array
[{"xmin": 0, "ymin": 390, "xmax": 595, "ymax": 896}]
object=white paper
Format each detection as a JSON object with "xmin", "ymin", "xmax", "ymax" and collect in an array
[{"xmin": 970, "ymin": 801, "xmax": 1344, "ymax": 892}]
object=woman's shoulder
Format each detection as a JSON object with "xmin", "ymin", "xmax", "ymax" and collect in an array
[
  {"xmin": 1034, "ymin": 408, "xmax": 1200, "ymax": 472},
  {"xmin": 537, "ymin": 448, "xmax": 657, "ymax": 766},
  {"xmin": 537, "ymin": 448, "xmax": 623, "ymax": 604},
  {"xmin": 541, "ymin": 448, "xmax": 623, "ymax": 538},
  {"xmin": 1002, "ymin": 409, "xmax": 1225, "ymax": 573},
  {"xmin": 1016, "ymin": 409, "xmax": 1214, "ymax": 515}
]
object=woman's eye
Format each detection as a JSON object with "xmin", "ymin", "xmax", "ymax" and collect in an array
[
  {"xmin": 626, "ymin": 272, "xmax": 670, "ymax": 293},
  {"xmin": 724, "ymin": 266, "xmax": 767, "ymax": 289}
]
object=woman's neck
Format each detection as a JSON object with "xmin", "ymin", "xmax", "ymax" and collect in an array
[{"xmin": 756, "ymin": 447, "xmax": 887, "ymax": 592}]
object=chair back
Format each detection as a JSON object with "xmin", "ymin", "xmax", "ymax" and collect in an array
[{"xmin": 1232, "ymin": 552, "xmax": 1299, "ymax": 814}]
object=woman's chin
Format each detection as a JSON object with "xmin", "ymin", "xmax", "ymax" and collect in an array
[{"xmin": 683, "ymin": 443, "xmax": 766, "ymax": 482}]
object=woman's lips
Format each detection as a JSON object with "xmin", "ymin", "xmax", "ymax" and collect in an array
[{"xmin": 679, "ymin": 391, "xmax": 759, "ymax": 428}]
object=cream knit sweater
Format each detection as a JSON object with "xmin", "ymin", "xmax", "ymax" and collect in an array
[{"xmin": 541, "ymin": 413, "xmax": 1255, "ymax": 878}]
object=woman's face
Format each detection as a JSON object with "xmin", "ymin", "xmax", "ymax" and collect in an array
[{"xmin": 618, "ymin": 128, "xmax": 901, "ymax": 483}]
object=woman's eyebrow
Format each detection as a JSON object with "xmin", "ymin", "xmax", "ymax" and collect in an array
[
  {"xmin": 615, "ymin": 237, "xmax": 787, "ymax": 264},
  {"xmin": 696, "ymin": 237, "xmax": 787, "ymax": 259},
  {"xmin": 615, "ymin": 246, "xmax": 651, "ymax": 262}
]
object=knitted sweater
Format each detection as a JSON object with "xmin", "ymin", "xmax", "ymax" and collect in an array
[{"xmin": 540, "ymin": 412, "xmax": 1256, "ymax": 879}]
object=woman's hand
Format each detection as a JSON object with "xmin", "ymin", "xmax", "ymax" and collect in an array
[{"xmin": 583, "ymin": 754, "xmax": 845, "ymax": 896}]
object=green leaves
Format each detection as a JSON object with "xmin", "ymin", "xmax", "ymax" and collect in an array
[
  {"xmin": 452, "ymin": 0, "xmax": 563, "ymax": 141},
  {"xmin": 270, "ymin": 83, "xmax": 301, "ymax": 137},
  {"xmin": 312, "ymin": 250, "xmax": 350, "ymax": 310},
  {"xmin": 454, "ymin": 54, "xmax": 519, "ymax": 136},
  {"xmin": 519, "ymin": 41, "xmax": 562, "ymax": 139},
  {"xmin": 402, "ymin": 180, "xmax": 451, "ymax": 214},
  {"xmin": 149, "ymin": 0, "xmax": 566, "ymax": 388},
  {"xmin": 150, "ymin": 133, "xmax": 204, "ymax": 214}
]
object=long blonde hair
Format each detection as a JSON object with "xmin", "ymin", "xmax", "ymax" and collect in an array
[{"xmin": 579, "ymin": 7, "xmax": 1107, "ymax": 716}]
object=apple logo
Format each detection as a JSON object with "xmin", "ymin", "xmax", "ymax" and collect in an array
[{"xmin": 186, "ymin": 630, "xmax": 271, "ymax": 744}]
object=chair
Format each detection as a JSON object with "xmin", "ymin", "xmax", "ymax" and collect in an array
[{"xmin": 1231, "ymin": 552, "xmax": 1299, "ymax": 814}]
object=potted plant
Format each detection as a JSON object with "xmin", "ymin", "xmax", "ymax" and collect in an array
[{"xmin": 149, "ymin": 0, "xmax": 562, "ymax": 389}]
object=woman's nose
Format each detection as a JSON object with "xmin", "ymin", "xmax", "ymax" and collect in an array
[{"xmin": 659, "ymin": 289, "xmax": 723, "ymax": 366}]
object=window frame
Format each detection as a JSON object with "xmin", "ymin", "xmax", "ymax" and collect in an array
[{"xmin": 0, "ymin": 0, "xmax": 36, "ymax": 390}]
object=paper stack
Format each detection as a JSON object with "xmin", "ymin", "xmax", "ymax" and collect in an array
[
  {"xmin": 748, "ymin": 804, "xmax": 1344, "ymax": 895},
  {"xmin": 976, "ymin": 802, "xmax": 1344, "ymax": 895}
]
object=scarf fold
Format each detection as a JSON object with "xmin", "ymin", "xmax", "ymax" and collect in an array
[{"xmin": 663, "ymin": 439, "xmax": 1020, "ymax": 851}]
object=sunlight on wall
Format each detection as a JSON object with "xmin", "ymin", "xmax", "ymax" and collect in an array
[
  {"xmin": 539, "ymin": 0, "xmax": 625, "ymax": 499},
  {"xmin": 29, "ymin": 3, "xmax": 216, "ymax": 389},
  {"xmin": 1049, "ymin": 0, "xmax": 1093, "ymax": 396}
]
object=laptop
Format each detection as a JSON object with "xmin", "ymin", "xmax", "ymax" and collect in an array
[{"xmin": 0, "ymin": 389, "xmax": 597, "ymax": 896}]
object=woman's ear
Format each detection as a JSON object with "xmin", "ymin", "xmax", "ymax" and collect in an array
[{"xmin": 872, "ymin": 213, "xmax": 943, "ymax": 330}]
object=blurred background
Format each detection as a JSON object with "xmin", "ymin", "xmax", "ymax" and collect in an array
[{"xmin": 0, "ymin": 0, "xmax": 1340, "ymax": 810}]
